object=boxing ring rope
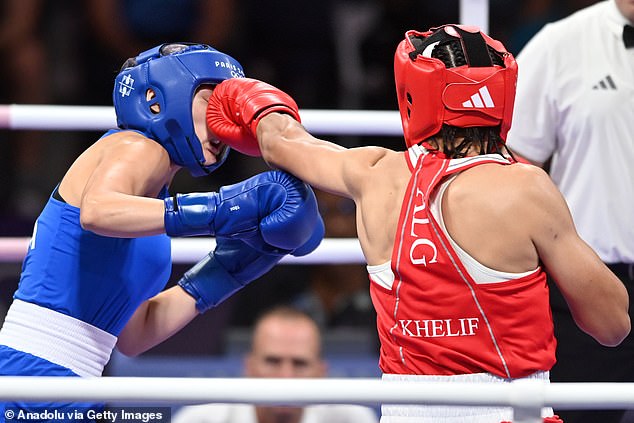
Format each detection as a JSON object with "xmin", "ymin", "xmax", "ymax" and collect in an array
[
  {"xmin": 0, "ymin": 237, "xmax": 365, "ymax": 264},
  {"xmin": 0, "ymin": 104, "xmax": 403, "ymax": 136},
  {"xmin": 2, "ymin": 377, "xmax": 634, "ymax": 423}
]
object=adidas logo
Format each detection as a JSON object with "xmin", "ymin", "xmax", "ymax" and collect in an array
[
  {"xmin": 461, "ymin": 86, "xmax": 495, "ymax": 108},
  {"xmin": 593, "ymin": 75, "xmax": 617, "ymax": 90}
]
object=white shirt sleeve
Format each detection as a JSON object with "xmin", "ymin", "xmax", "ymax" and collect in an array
[{"xmin": 506, "ymin": 24, "xmax": 559, "ymax": 164}]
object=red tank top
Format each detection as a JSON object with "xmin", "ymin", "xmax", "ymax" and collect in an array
[{"xmin": 370, "ymin": 146, "xmax": 556, "ymax": 378}]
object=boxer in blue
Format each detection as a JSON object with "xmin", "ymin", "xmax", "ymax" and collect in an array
[{"xmin": 0, "ymin": 43, "xmax": 324, "ymax": 422}]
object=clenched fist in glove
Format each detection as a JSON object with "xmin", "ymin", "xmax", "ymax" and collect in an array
[
  {"xmin": 177, "ymin": 237, "xmax": 283, "ymax": 312},
  {"xmin": 178, "ymin": 207, "xmax": 324, "ymax": 313},
  {"xmin": 164, "ymin": 170, "xmax": 320, "ymax": 253},
  {"xmin": 206, "ymin": 77, "xmax": 300, "ymax": 156}
]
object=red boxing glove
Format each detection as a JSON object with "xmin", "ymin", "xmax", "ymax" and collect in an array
[{"xmin": 206, "ymin": 78, "xmax": 301, "ymax": 157}]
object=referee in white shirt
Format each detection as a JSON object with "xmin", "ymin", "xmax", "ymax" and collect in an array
[{"xmin": 507, "ymin": 1, "xmax": 634, "ymax": 422}]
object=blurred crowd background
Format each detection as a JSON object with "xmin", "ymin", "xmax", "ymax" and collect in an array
[{"xmin": 0, "ymin": 0, "xmax": 599, "ymax": 360}]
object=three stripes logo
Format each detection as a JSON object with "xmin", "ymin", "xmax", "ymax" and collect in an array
[
  {"xmin": 593, "ymin": 75, "xmax": 617, "ymax": 90},
  {"xmin": 461, "ymin": 86, "xmax": 495, "ymax": 108}
]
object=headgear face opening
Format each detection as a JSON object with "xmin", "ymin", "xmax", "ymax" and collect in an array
[
  {"xmin": 394, "ymin": 25, "xmax": 518, "ymax": 148},
  {"xmin": 113, "ymin": 43, "xmax": 245, "ymax": 177}
]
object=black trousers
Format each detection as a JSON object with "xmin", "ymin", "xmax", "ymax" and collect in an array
[{"xmin": 549, "ymin": 263, "xmax": 634, "ymax": 423}]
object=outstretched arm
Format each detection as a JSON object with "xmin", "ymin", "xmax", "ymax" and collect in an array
[
  {"xmin": 206, "ymin": 77, "xmax": 390, "ymax": 199},
  {"xmin": 257, "ymin": 113, "xmax": 389, "ymax": 199}
]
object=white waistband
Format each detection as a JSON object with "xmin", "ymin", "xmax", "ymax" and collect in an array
[
  {"xmin": 0, "ymin": 299, "xmax": 117, "ymax": 377},
  {"xmin": 382, "ymin": 370, "xmax": 550, "ymax": 383},
  {"xmin": 381, "ymin": 372, "xmax": 553, "ymax": 422}
]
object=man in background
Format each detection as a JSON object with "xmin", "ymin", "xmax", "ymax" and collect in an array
[{"xmin": 172, "ymin": 306, "xmax": 379, "ymax": 423}]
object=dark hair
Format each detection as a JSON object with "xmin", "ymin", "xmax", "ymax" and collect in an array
[
  {"xmin": 428, "ymin": 39, "xmax": 510, "ymax": 159},
  {"xmin": 254, "ymin": 305, "xmax": 316, "ymax": 326}
]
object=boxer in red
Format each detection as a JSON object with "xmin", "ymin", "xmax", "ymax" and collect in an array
[{"xmin": 206, "ymin": 25, "xmax": 630, "ymax": 423}]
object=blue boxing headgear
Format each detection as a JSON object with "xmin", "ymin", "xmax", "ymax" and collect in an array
[{"xmin": 113, "ymin": 43, "xmax": 245, "ymax": 177}]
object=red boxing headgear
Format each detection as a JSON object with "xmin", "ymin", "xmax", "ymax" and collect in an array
[{"xmin": 394, "ymin": 25, "xmax": 518, "ymax": 148}]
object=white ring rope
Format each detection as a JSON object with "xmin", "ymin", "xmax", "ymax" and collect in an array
[
  {"xmin": 1, "ymin": 377, "xmax": 634, "ymax": 422},
  {"xmin": 0, "ymin": 237, "xmax": 364, "ymax": 264},
  {"xmin": 0, "ymin": 104, "xmax": 403, "ymax": 136}
]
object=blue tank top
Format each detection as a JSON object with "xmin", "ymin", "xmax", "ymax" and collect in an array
[{"xmin": 14, "ymin": 134, "xmax": 172, "ymax": 336}]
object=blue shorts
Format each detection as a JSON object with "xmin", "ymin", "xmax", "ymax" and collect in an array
[{"xmin": 0, "ymin": 345, "xmax": 102, "ymax": 422}]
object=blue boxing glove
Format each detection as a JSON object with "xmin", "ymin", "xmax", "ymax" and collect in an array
[
  {"xmin": 177, "ymin": 189, "xmax": 324, "ymax": 313},
  {"xmin": 241, "ymin": 209, "xmax": 325, "ymax": 257},
  {"xmin": 178, "ymin": 237, "xmax": 284, "ymax": 313},
  {"xmin": 180, "ymin": 222, "xmax": 324, "ymax": 313},
  {"xmin": 290, "ymin": 213, "xmax": 324, "ymax": 256},
  {"xmin": 164, "ymin": 170, "xmax": 320, "ymax": 252}
]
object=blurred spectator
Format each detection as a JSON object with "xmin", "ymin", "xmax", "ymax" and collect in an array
[
  {"xmin": 356, "ymin": 0, "xmax": 459, "ymax": 111},
  {"xmin": 314, "ymin": 190, "xmax": 358, "ymax": 238},
  {"xmin": 293, "ymin": 264, "xmax": 375, "ymax": 329},
  {"xmin": 332, "ymin": 0, "xmax": 381, "ymax": 111},
  {"xmin": 0, "ymin": 0, "xmax": 50, "ymax": 222},
  {"xmin": 86, "ymin": 0, "xmax": 236, "ymax": 62},
  {"xmin": 506, "ymin": 1, "xmax": 634, "ymax": 422},
  {"xmin": 0, "ymin": 0, "xmax": 111, "ymax": 230},
  {"xmin": 241, "ymin": 0, "xmax": 338, "ymax": 110},
  {"xmin": 171, "ymin": 305, "xmax": 379, "ymax": 423},
  {"xmin": 83, "ymin": 0, "xmax": 238, "ymax": 105}
]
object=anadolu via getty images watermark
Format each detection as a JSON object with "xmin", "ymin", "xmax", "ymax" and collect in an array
[{"xmin": 4, "ymin": 406, "xmax": 171, "ymax": 422}]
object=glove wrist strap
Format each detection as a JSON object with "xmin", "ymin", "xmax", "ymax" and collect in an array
[
  {"xmin": 177, "ymin": 253, "xmax": 243, "ymax": 313},
  {"xmin": 164, "ymin": 193, "xmax": 218, "ymax": 237}
]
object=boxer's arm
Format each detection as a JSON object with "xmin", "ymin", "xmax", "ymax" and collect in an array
[
  {"xmin": 527, "ymin": 167, "xmax": 630, "ymax": 346},
  {"xmin": 206, "ymin": 78, "xmax": 392, "ymax": 200},
  {"xmin": 117, "ymin": 232, "xmax": 324, "ymax": 356},
  {"xmin": 257, "ymin": 113, "xmax": 391, "ymax": 199},
  {"xmin": 165, "ymin": 170, "xmax": 320, "ymax": 252},
  {"xmin": 78, "ymin": 131, "xmax": 176, "ymax": 238},
  {"xmin": 116, "ymin": 285, "xmax": 198, "ymax": 356},
  {"xmin": 117, "ymin": 239, "xmax": 282, "ymax": 356}
]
